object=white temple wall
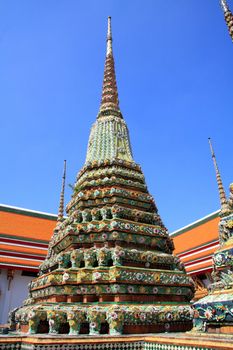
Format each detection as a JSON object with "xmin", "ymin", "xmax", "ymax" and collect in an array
[{"xmin": 0, "ymin": 269, "xmax": 34, "ymax": 324}]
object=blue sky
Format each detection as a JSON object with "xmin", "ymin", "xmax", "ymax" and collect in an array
[{"xmin": 0, "ymin": 0, "xmax": 232, "ymax": 232}]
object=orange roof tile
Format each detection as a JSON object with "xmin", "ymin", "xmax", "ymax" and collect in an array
[
  {"xmin": 0, "ymin": 205, "xmax": 55, "ymax": 270},
  {"xmin": 171, "ymin": 213, "xmax": 220, "ymax": 255},
  {"xmin": 0, "ymin": 244, "xmax": 47, "ymax": 256},
  {"xmin": 0, "ymin": 207, "xmax": 56, "ymax": 242},
  {"xmin": 185, "ymin": 259, "xmax": 213, "ymax": 273},
  {"xmin": 0, "ymin": 256, "xmax": 41, "ymax": 267}
]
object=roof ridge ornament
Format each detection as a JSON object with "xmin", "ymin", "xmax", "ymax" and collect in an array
[{"xmin": 208, "ymin": 138, "xmax": 229, "ymax": 215}]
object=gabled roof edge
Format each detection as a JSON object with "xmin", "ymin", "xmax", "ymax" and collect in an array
[
  {"xmin": 170, "ymin": 209, "xmax": 220, "ymax": 238},
  {"xmin": 0, "ymin": 203, "xmax": 58, "ymax": 221}
]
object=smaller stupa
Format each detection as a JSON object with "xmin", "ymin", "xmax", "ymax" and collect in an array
[
  {"xmin": 193, "ymin": 139, "xmax": 233, "ymax": 333},
  {"xmin": 220, "ymin": 0, "xmax": 233, "ymax": 41}
]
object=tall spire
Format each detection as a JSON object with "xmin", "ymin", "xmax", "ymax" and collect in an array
[
  {"xmin": 85, "ymin": 17, "xmax": 133, "ymax": 163},
  {"xmin": 208, "ymin": 138, "xmax": 228, "ymax": 213},
  {"xmin": 220, "ymin": 0, "xmax": 233, "ymax": 41},
  {"xmin": 99, "ymin": 16, "xmax": 120, "ymax": 115},
  {"xmin": 57, "ymin": 160, "xmax": 66, "ymax": 222}
]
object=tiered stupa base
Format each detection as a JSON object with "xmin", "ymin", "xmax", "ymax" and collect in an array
[
  {"xmin": 194, "ymin": 290, "xmax": 233, "ymax": 334},
  {"xmin": 15, "ymin": 302, "xmax": 193, "ymax": 335},
  {"xmin": 14, "ymin": 158, "xmax": 194, "ymax": 336}
]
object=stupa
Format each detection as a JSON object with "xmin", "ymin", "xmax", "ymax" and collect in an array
[
  {"xmin": 14, "ymin": 17, "xmax": 194, "ymax": 336},
  {"xmin": 220, "ymin": 0, "xmax": 233, "ymax": 41},
  {"xmin": 193, "ymin": 139, "xmax": 233, "ymax": 333}
]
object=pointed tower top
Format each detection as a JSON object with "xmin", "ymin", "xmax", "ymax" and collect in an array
[
  {"xmin": 220, "ymin": 0, "xmax": 233, "ymax": 41},
  {"xmin": 208, "ymin": 138, "xmax": 229, "ymax": 214},
  {"xmin": 220, "ymin": 0, "xmax": 229, "ymax": 12},
  {"xmin": 99, "ymin": 17, "xmax": 121, "ymax": 116},
  {"xmin": 57, "ymin": 160, "xmax": 66, "ymax": 222},
  {"xmin": 107, "ymin": 16, "xmax": 112, "ymax": 56},
  {"xmin": 85, "ymin": 18, "xmax": 133, "ymax": 163}
]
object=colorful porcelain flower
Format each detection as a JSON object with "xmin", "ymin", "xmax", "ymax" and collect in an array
[
  {"xmin": 204, "ymin": 309, "xmax": 213, "ymax": 320},
  {"xmin": 154, "ymin": 273, "xmax": 160, "ymax": 282},
  {"xmin": 139, "ymin": 313, "xmax": 146, "ymax": 321},
  {"xmin": 128, "ymin": 286, "xmax": 134, "ymax": 293},
  {"xmin": 110, "ymin": 312, "xmax": 118, "ymax": 320},
  {"xmin": 136, "ymin": 272, "xmax": 143, "ymax": 280},
  {"xmin": 93, "ymin": 272, "xmax": 102, "ymax": 280},
  {"xmin": 62, "ymin": 272, "xmax": 69, "ymax": 282},
  {"xmin": 28, "ymin": 311, "xmax": 36, "ymax": 319},
  {"xmin": 139, "ymin": 236, "xmax": 145, "ymax": 243},
  {"xmin": 113, "ymin": 284, "xmax": 120, "ymax": 292},
  {"xmin": 166, "ymin": 312, "xmax": 173, "ymax": 321},
  {"xmin": 112, "ymin": 231, "xmax": 118, "ymax": 239}
]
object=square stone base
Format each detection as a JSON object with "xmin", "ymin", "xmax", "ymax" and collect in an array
[{"xmin": 1, "ymin": 333, "xmax": 233, "ymax": 350}]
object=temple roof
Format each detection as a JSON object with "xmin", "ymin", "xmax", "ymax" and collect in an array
[{"xmin": 0, "ymin": 204, "xmax": 56, "ymax": 270}]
